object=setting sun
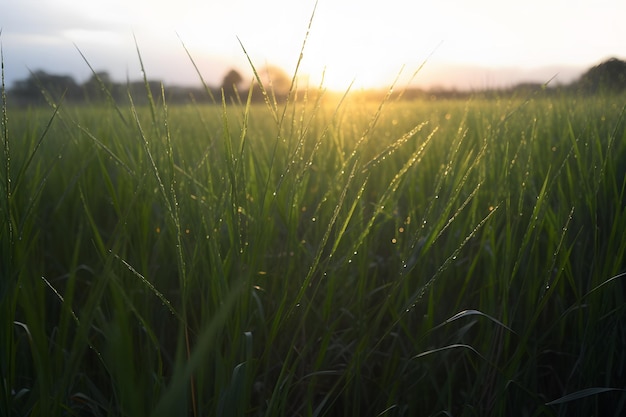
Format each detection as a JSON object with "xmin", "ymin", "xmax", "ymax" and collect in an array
[
  {"xmin": 2, "ymin": 1, "xmax": 625, "ymax": 415},
  {"xmin": 171, "ymin": 0, "xmax": 626, "ymax": 91},
  {"xmin": 1, "ymin": 0, "xmax": 625, "ymax": 90}
]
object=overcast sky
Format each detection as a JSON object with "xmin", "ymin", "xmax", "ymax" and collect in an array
[{"xmin": 1, "ymin": 0, "xmax": 625, "ymax": 91}]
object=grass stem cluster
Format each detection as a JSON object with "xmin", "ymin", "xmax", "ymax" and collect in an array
[{"xmin": 1, "ymin": 50, "xmax": 625, "ymax": 416}]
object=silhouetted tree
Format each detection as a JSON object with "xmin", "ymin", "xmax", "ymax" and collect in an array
[
  {"xmin": 82, "ymin": 71, "xmax": 114, "ymax": 102},
  {"xmin": 577, "ymin": 57, "xmax": 626, "ymax": 94},
  {"xmin": 221, "ymin": 69, "xmax": 243, "ymax": 101},
  {"xmin": 126, "ymin": 80, "xmax": 164, "ymax": 105},
  {"xmin": 257, "ymin": 65, "xmax": 292, "ymax": 99},
  {"xmin": 11, "ymin": 70, "xmax": 82, "ymax": 104}
]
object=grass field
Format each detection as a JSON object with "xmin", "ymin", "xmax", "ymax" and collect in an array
[{"xmin": 1, "ymin": 61, "xmax": 626, "ymax": 416}]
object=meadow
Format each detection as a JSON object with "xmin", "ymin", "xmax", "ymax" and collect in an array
[{"xmin": 1, "ymin": 65, "xmax": 626, "ymax": 416}]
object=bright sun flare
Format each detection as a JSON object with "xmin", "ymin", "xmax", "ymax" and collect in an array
[{"xmin": 46, "ymin": 0, "xmax": 626, "ymax": 93}]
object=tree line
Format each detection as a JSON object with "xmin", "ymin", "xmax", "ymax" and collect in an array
[
  {"xmin": 6, "ymin": 65, "xmax": 293, "ymax": 106},
  {"xmin": 6, "ymin": 57, "xmax": 626, "ymax": 106},
  {"xmin": 390, "ymin": 57, "xmax": 626, "ymax": 101}
]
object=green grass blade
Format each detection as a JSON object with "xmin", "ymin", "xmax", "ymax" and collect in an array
[{"xmin": 546, "ymin": 387, "xmax": 625, "ymax": 406}]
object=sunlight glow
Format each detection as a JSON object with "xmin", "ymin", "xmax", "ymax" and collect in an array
[{"xmin": 3, "ymin": 0, "xmax": 626, "ymax": 90}]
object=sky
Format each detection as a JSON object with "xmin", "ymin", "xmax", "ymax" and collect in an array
[{"xmin": 1, "ymin": 0, "xmax": 625, "ymax": 92}]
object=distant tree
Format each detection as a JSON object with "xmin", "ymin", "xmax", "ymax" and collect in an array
[
  {"xmin": 11, "ymin": 77, "xmax": 40, "ymax": 102},
  {"xmin": 577, "ymin": 57, "xmax": 626, "ymax": 94},
  {"xmin": 127, "ymin": 80, "xmax": 164, "ymax": 105},
  {"xmin": 257, "ymin": 65, "xmax": 292, "ymax": 97},
  {"xmin": 82, "ymin": 71, "xmax": 114, "ymax": 102},
  {"xmin": 221, "ymin": 69, "xmax": 243, "ymax": 101},
  {"xmin": 11, "ymin": 70, "xmax": 81, "ymax": 103}
]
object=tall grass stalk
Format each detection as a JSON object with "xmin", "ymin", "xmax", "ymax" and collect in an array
[{"xmin": 1, "ymin": 38, "xmax": 626, "ymax": 417}]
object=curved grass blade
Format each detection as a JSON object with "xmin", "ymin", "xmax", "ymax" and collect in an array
[
  {"xmin": 545, "ymin": 387, "xmax": 625, "ymax": 406},
  {"xmin": 413, "ymin": 343, "xmax": 486, "ymax": 361},
  {"xmin": 431, "ymin": 309, "xmax": 517, "ymax": 335},
  {"xmin": 584, "ymin": 271, "xmax": 626, "ymax": 298},
  {"xmin": 150, "ymin": 281, "xmax": 245, "ymax": 417}
]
